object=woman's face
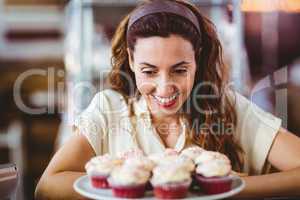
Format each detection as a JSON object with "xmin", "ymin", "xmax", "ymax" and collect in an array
[{"xmin": 128, "ymin": 34, "xmax": 197, "ymax": 118}]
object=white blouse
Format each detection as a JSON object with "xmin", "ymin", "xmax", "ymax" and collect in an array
[{"xmin": 74, "ymin": 89, "xmax": 282, "ymax": 175}]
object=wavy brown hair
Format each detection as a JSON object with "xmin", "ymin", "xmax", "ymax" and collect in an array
[{"xmin": 108, "ymin": 0, "xmax": 244, "ymax": 171}]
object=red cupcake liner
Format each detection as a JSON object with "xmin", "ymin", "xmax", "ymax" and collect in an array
[
  {"xmin": 195, "ymin": 174, "xmax": 233, "ymax": 194},
  {"xmin": 111, "ymin": 184, "xmax": 146, "ymax": 198},
  {"xmin": 90, "ymin": 176, "xmax": 110, "ymax": 189},
  {"xmin": 153, "ymin": 181, "xmax": 191, "ymax": 199}
]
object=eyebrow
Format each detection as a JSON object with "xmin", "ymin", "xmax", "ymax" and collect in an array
[{"xmin": 140, "ymin": 61, "xmax": 190, "ymax": 69}]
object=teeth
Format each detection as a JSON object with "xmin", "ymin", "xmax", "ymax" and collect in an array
[{"xmin": 153, "ymin": 93, "xmax": 179, "ymax": 104}]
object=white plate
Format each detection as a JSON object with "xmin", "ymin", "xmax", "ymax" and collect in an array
[{"xmin": 74, "ymin": 175, "xmax": 245, "ymax": 200}]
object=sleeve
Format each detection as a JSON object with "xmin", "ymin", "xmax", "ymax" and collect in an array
[
  {"xmin": 233, "ymin": 92, "xmax": 282, "ymax": 175},
  {"xmin": 73, "ymin": 91, "xmax": 110, "ymax": 155}
]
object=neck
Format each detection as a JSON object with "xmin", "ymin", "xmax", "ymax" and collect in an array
[
  {"xmin": 151, "ymin": 114, "xmax": 180, "ymax": 125},
  {"xmin": 151, "ymin": 114, "xmax": 182, "ymax": 148}
]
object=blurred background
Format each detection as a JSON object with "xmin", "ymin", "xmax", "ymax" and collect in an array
[{"xmin": 0, "ymin": 0, "xmax": 299, "ymax": 199}]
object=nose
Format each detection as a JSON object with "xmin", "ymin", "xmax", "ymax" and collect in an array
[{"xmin": 155, "ymin": 74, "xmax": 176, "ymax": 97}]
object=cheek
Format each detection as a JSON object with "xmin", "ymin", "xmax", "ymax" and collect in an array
[
  {"xmin": 135, "ymin": 74, "xmax": 155, "ymax": 94},
  {"xmin": 177, "ymin": 72, "xmax": 196, "ymax": 92}
]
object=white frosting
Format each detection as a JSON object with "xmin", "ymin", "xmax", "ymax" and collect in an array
[
  {"xmin": 196, "ymin": 159, "xmax": 231, "ymax": 177},
  {"xmin": 148, "ymin": 153, "xmax": 164, "ymax": 164},
  {"xmin": 149, "ymin": 153, "xmax": 194, "ymax": 171},
  {"xmin": 175, "ymin": 155, "xmax": 195, "ymax": 172},
  {"xmin": 151, "ymin": 165, "xmax": 192, "ymax": 186},
  {"xmin": 109, "ymin": 165, "xmax": 150, "ymax": 186},
  {"xmin": 194, "ymin": 151, "xmax": 229, "ymax": 165},
  {"xmin": 181, "ymin": 146, "xmax": 205, "ymax": 161},
  {"xmin": 85, "ymin": 154, "xmax": 122, "ymax": 176},
  {"xmin": 123, "ymin": 156, "xmax": 155, "ymax": 171}
]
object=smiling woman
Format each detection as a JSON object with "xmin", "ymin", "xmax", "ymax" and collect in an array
[
  {"xmin": 109, "ymin": 1, "xmax": 243, "ymax": 171},
  {"xmin": 35, "ymin": 0, "xmax": 300, "ymax": 199}
]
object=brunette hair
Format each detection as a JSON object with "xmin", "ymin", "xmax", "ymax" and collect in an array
[{"xmin": 108, "ymin": 0, "xmax": 244, "ymax": 171}]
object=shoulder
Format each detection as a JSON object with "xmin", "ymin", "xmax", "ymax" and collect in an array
[
  {"xmin": 93, "ymin": 89, "xmax": 125, "ymax": 103},
  {"xmin": 227, "ymin": 90, "xmax": 281, "ymax": 129},
  {"xmin": 74, "ymin": 89, "xmax": 129, "ymax": 138},
  {"xmin": 91, "ymin": 89, "xmax": 129, "ymax": 116},
  {"xmin": 228, "ymin": 90, "xmax": 282, "ymax": 174}
]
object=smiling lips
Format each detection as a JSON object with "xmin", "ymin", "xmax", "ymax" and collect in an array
[{"xmin": 152, "ymin": 92, "xmax": 179, "ymax": 108}]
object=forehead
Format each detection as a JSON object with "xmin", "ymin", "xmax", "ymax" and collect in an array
[{"xmin": 133, "ymin": 35, "xmax": 195, "ymax": 66}]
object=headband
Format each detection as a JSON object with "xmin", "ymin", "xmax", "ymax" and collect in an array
[{"xmin": 127, "ymin": 0, "xmax": 201, "ymax": 35}]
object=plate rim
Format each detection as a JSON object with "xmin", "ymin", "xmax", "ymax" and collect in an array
[{"xmin": 73, "ymin": 175, "xmax": 245, "ymax": 200}]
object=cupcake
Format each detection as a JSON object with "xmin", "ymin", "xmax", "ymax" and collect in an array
[
  {"xmin": 124, "ymin": 155, "xmax": 155, "ymax": 191},
  {"xmin": 85, "ymin": 154, "xmax": 122, "ymax": 189},
  {"xmin": 195, "ymin": 156, "xmax": 233, "ymax": 194},
  {"xmin": 108, "ymin": 164, "xmax": 150, "ymax": 198},
  {"xmin": 181, "ymin": 146, "xmax": 205, "ymax": 189},
  {"xmin": 151, "ymin": 164, "xmax": 192, "ymax": 199}
]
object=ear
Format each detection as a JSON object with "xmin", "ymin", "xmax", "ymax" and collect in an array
[{"xmin": 127, "ymin": 48, "xmax": 134, "ymax": 72}]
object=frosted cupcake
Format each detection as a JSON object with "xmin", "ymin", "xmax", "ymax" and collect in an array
[
  {"xmin": 151, "ymin": 164, "xmax": 192, "ymax": 199},
  {"xmin": 181, "ymin": 146, "xmax": 205, "ymax": 189},
  {"xmin": 195, "ymin": 156, "xmax": 233, "ymax": 194},
  {"xmin": 108, "ymin": 164, "xmax": 151, "ymax": 198},
  {"xmin": 85, "ymin": 154, "xmax": 122, "ymax": 188}
]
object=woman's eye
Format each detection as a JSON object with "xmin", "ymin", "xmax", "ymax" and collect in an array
[
  {"xmin": 174, "ymin": 69, "xmax": 187, "ymax": 74},
  {"xmin": 142, "ymin": 71, "xmax": 156, "ymax": 75}
]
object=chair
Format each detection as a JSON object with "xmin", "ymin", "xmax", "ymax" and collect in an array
[
  {"xmin": 0, "ymin": 122, "xmax": 24, "ymax": 200},
  {"xmin": 0, "ymin": 163, "xmax": 18, "ymax": 200}
]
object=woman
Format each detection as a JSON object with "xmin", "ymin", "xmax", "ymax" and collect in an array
[{"xmin": 35, "ymin": 0, "xmax": 300, "ymax": 199}]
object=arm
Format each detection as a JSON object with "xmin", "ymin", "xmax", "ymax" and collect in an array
[
  {"xmin": 235, "ymin": 128, "xmax": 300, "ymax": 198},
  {"xmin": 35, "ymin": 130, "xmax": 96, "ymax": 200}
]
